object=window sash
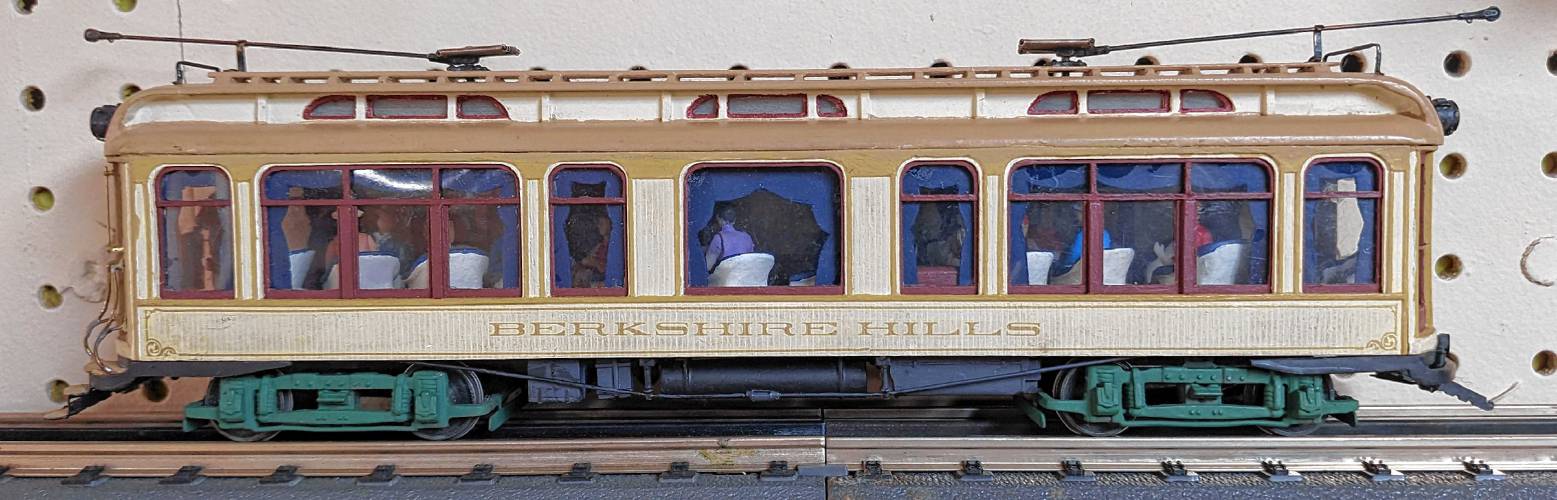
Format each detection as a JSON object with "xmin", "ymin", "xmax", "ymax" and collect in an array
[
  {"xmin": 261, "ymin": 165, "xmax": 519, "ymax": 299},
  {"xmin": 1008, "ymin": 160, "xmax": 1274, "ymax": 294}
]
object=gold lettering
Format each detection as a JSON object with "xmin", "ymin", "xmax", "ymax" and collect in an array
[
  {"xmin": 489, "ymin": 322, "xmax": 525, "ymax": 336},
  {"xmin": 925, "ymin": 322, "xmax": 955, "ymax": 336},
  {"xmin": 761, "ymin": 322, "xmax": 794, "ymax": 336},
  {"xmin": 616, "ymin": 322, "xmax": 648, "ymax": 336},
  {"xmin": 1006, "ymin": 322, "xmax": 1042, "ymax": 336},
  {"xmin": 695, "ymin": 322, "xmax": 742, "ymax": 336},
  {"xmin": 966, "ymin": 321, "xmax": 1000, "ymax": 336},
  {"xmin": 533, "ymin": 322, "xmax": 568, "ymax": 336},
  {"xmin": 576, "ymin": 322, "xmax": 606, "ymax": 336},
  {"xmin": 803, "ymin": 321, "xmax": 838, "ymax": 336},
  {"xmin": 858, "ymin": 322, "xmax": 897, "ymax": 336},
  {"xmin": 656, "ymin": 322, "xmax": 689, "ymax": 336}
]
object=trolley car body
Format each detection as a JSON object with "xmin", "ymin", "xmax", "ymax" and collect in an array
[{"xmin": 75, "ymin": 62, "xmax": 1475, "ymax": 438}]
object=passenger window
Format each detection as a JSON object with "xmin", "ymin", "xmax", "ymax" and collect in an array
[
  {"xmin": 1009, "ymin": 164, "xmax": 1088, "ymax": 292},
  {"xmin": 439, "ymin": 168, "xmax": 521, "ymax": 294},
  {"xmin": 1098, "ymin": 163, "xmax": 1181, "ymax": 289},
  {"xmin": 1087, "ymin": 90, "xmax": 1169, "ymax": 113},
  {"xmin": 727, "ymin": 94, "xmax": 807, "ymax": 118},
  {"xmin": 686, "ymin": 164, "xmax": 841, "ymax": 293},
  {"xmin": 1027, "ymin": 91, "xmax": 1078, "ymax": 115},
  {"xmin": 303, "ymin": 95, "xmax": 354, "ymax": 120},
  {"xmin": 157, "ymin": 168, "xmax": 233, "ymax": 298},
  {"xmin": 263, "ymin": 169, "xmax": 343, "ymax": 293},
  {"xmin": 1188, "ymin": 163, "xmax": 1271, "ymax": 290},
  {"xmin": 901, "ymin": 163, "xmax": 977, "ymax": 293},
  {"xmin": 367, "ymin": 95, "xmax": 448, "ymax": 119},
  {"xmin": 1304, "ymin": 160, "xmax": 1381, "ymax": 291},
  {"xmin": 550, "ymin": 166, "xmax": 627, "ymax": 295},
  {"xmin": 262, "ymin": 165, "xmax": 520, "ymax": 298}
]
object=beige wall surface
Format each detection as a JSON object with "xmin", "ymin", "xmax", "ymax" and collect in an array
[{"xmin": 2, "ymin": 1, "xmax": 1553, "ymax": 417}]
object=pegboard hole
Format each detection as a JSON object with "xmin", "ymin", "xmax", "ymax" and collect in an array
[
  {"xmin": 140, "ymin": 378, "xmax": 170, "ymax": 402},
  {"xmin": 45, "ymin": 379, "xmax": 69, "ymax": 404},
  {"xmin": 21, "ymin": 86, "xmax": 45, "ymax": 111},
  {"xmin": 829, "ymin": 62, "xmax": 850, "ymax": 69},
  {"xmin": 14, "ymin": 0, "xmax": 36, "ymax": 14},
  {"xmin": 112, "ymin": 0, "xmax": 134, "ymax": 12},
  {"xmin": 1438, "ymin": 153, "xmax": 1466, "ymax": 179},
  {"xmin": 38, "ymin": 285, "xmax": 62, "ymax": 309},
  {"xmin": 1032, "ymin": 57, "xmax": 1053, "ymax": 67},
  {"xmin": 1548, "ymin": 50, "xmax": 1557, "ymax": 76},
  {"xmin": 1443, "ymin": 50, "xmax": 1471, "ymax": 77},
  {"xmin": 119, "ymin": 83, "xmax": 141, "ymax": 99},
  {"xmin": 1543, "ymin": 152, "xmax": 1557, "ymax": 179},
  {"xmin": 1434, "ymin": 254, "xmax": 1463, "ymax": 280},
  {"xmin": 1134, "ymin": 55, "xmax": 1159, "ymax": 66},
  {"xmin": 728, "ymin": 64, "xmax": 750, "ymax": 71},
  {"xmin": 1238, "ymin": 53, "xmax": 1262, "ymax": 64},
  {"xmin": 30, "ymin": 186, "xmax": 54, "ymax": 212},
  {"xmin": 1534, "ymin": 351, "xmax": 1557, "ymax": 376}
]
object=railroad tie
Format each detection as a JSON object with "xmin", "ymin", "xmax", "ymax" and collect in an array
[
  {"xmin": 458, "ymin": 464, "xmax": 498, "ymax": 485},
  {"xmin": 357, "ymin": 464, "xmax": 400, "ymax": 487},
  {"xmin": 158, "ymin": 465, "xmax": 206, "ymax": 486},
  {"xmin": 259, "ymin": 465, "xmax": 302, "ymax": 487}
]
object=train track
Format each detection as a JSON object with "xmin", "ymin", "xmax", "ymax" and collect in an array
[{"xmin": 0, "ymin": 435, "xmax": 1553, "ymax": 481}]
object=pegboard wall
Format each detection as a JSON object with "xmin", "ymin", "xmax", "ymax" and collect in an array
[{"xmin": 2, "ymin": 1, "xmax": 1554, "ymax": 416}]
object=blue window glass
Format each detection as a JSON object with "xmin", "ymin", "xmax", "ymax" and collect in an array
[
  {"xmin": 901, "ymin": 164, "xmax": 976, "ymax": 291},
  {"xmin": 686, "ymin": 165, "xmax": 840, "ymax": 291},
  {"xmin": 1303, "ymin": 161, "xmax": 1380, "ymax": 289},
  {"xmin": 1190, "ymin": 162, "xmax": 1271, "ymax": 287},
  {"xmin": 551, "ymin": 167, "xmax": 626, "ymax": 293}
]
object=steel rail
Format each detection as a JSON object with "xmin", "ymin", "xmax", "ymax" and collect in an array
[
  {"xmin": 1, "ymin": 435, "xmax": 1555, "ymax": 479},
  {"xmin": 0, "ymin": 437, "xmax": 823, "ymax": 478},
  {"xmin": 827, "ymin": 435, "xmax": 1557, "ymax": 474}
]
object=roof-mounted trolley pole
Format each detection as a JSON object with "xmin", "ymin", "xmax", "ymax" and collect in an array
[
  {"xmin": 1019, "ymin": 6, "xmax": 1500, "ymax": 68},
  {"xmin": 83, "ymin": 28, "xmax": 521, "ymax": 82}
]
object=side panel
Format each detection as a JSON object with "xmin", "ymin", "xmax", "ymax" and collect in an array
[{"xmin": 136, "ymin": 299, "xmax": 1404, "ymax": 361}]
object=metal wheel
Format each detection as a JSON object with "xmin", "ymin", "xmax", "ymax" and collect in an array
[
  {"xmin": 204, "ymin": 378, "xmax": 292, "ymax": 442},
  {"xmin": 410, "ymin": 367, "xmax": 484, "ymax": 441},
  {"xmin": 1051, "ymin": 364, "xmax": 1128, "ymax": 437}
]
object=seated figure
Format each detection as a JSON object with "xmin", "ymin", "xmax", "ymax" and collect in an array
[{"xmin": 704, "ymin": 207, "xmax": 769, "ymax": 286}]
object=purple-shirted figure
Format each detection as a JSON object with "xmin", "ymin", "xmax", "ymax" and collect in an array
[{"xmin": 704, "ymin": 207, "xmax": 756, "ymax": 273}]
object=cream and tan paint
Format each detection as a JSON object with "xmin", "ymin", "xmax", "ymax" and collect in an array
[{"xmin": 97, "ymin": 64, "xmax": 1437, "ymax": 364}]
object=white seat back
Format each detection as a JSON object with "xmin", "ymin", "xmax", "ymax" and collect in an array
[
  {"xmin": 357, "ymin": 253, "xmax": 402, "ymax": 289},
  {"xmin": 288, "ymin": 249, "xmax": 316, "ymax": 290},
  {"xmin": 1197, "ymin": 242, "xmax": 1248, "ymax": 285},
  {"xmin": 1025, "ymin": 251, "xmax": 1055, "ymax": 286},
  {"xmin": 1102, "ymin": 248, "xmax": 1135, "ymax": 285},
  {"xmin": 448, "ymin": 250, "xmax": 491, "ymax": 289},
  {"xmin": 709, "ymin": 253, "xmax": 775, "ymax": 287}
]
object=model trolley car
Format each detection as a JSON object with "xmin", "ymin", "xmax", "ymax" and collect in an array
[{"xmin": 62, "ymin": 12, "xmax": 1502, "ymax": 440}]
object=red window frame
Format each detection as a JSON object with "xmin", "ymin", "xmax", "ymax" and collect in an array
[
  {"xmin": 726, "ymin": 94, "xmax": 808, "ymax": 118},
  {"xmin": 1027, "ymin": 91, "xmax": 1079, "ymax": 115},
  {"xmin": 260, "ymin": 164, "xmax": 521, "ymax": 299},
  {"xmin": 366, "ymin": 95, "xmax": 449, "ymax": 119},
  {"xmin": 1007, "ymin": 159, "xmax": 1274, "ymax": 295},
  {"xmin": 684, "ymin": 162, "xmax": 845, "ymax": 296},
  {"xmin": 1180, "ymin": 89, "xmax": 1234, "ymax": 113},
  {"xmin": 686, "ymin": 94, "xmax": 719, "ymax": 119},
  {"xmin": 456, "ymin": 95, "xmax": 509, "ymax": 119},
  {"xmin": 550, "ymin": 164, "xmax": 628, "ymax": 297},
  {"xmin": 1302, "ymin": 158, "xmax": 1384, "ymax": 294},
  {"xmin": 155, "ymin": 166, "xmax": 234, "ymax": 299},
  {"xmin": 302, "ymin": 95, "xmax": 355, "ymax": 120},
  {"xmin": 900, "ymin": 161, "xmax": 979, "ymax": 295},
  {"xmin": 1086, "ymin": 90, "xmax": 1170, "ymax": 114},
  {"xmin": 816, "ymin": 95, "xmax": 848, "ymax": 117}
]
